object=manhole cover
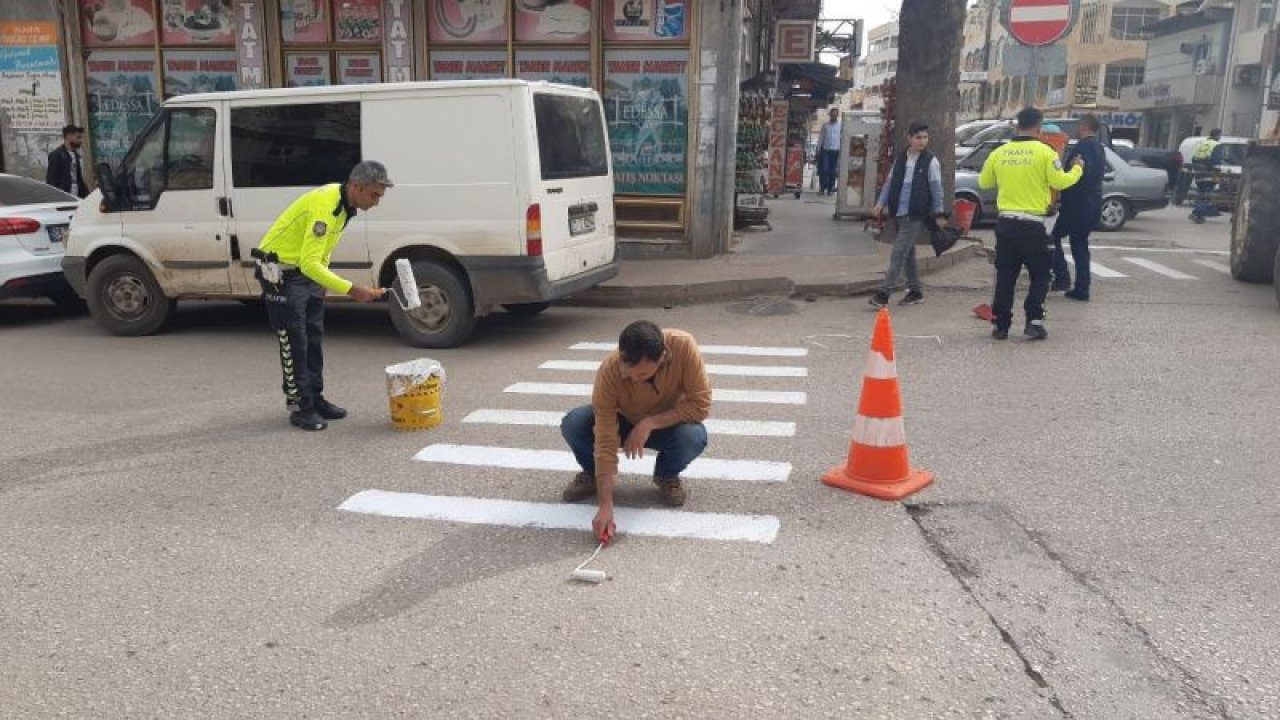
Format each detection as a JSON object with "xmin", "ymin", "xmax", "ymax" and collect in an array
[{"xmin": 726, "ymin": 298, "xmax": 798, "ymax": 316}]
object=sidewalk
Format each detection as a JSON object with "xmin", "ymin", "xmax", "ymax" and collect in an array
[{"xmin": 565, "ymin": 191, "xmax": 986, "ymax": 308}]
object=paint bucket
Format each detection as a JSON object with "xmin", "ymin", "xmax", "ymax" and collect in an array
[{"xmin": 386, "ymin": 358, "xmax": 445, "ymax": 431}]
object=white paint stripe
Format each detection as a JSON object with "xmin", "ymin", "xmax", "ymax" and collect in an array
[
  {"xmin": 1122, "ymin": 257, "xmax": 1197, "ymax": 280},
  {"xmin": 540, "ymin": 359, "xmax": 807, "ymax": 377},
  {"xmin": 414, "ymin": 444, "xmax": 792, "ymax": 483},
  {"xmin": 570, "ymin": 342, "xmax": 808, "ymax": 357},
  {"xmin": 852, "ymin": 416, "xmax": 907, "ymax": 448},
  {"xmin": 339, "ymin": 490, "xmax": 780, "ymax": 543},
  {"xmin": 1010, "ymin": 6, "xmax": 1070, "ymax": 23},
  {"xmin": 1091, "ymin": 246, "xmax": 1228, "ymax": 255},
  {"xmin": 1192, "ymin": 259, "xmax": 1231, "ymax": 273},
  {"xmin": 504, "ymin": 383, "xmax": 807, "ymax": 405},
  {"xmin": 863, "ymin": 351, "xmax": 898, "ymax": 380},
  {"xmin": 462, "ymin": 409, "xmax": 796, "ymax": 437},
  {"xmin": 1065, "ymin": 257, "xmax": 1127, "ymax": 278}
]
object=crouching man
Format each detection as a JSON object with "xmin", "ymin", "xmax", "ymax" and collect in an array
[{"xmin": 560, "ymin": 321, "xmax": 711, "ymax": 541}]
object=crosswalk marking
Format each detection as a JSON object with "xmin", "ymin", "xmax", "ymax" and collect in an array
[
  {"xmin": 463, "ymin": 409, "xmax": 796, "ymax": 437},
  {"xmin": 540, "ymin": 359, "xmax": 808, "ymax": 378},
  {"xmin": 1122, "ymin": 257, "xmax": 1197, "ymax": 279},
  {"xmin": 570, "ymin": 342, "xmax": 808, "ymax": 357},
  {"xmin": 1065, "ymin": 257, "xmax": 1128, "ymax": 278},
  {"xmin": 414, "ymin": 444, "xmax": 792, "ymax": 483},
  {"xmin": 1191, "ymin": 259, "xmax": 1231, "ymax": 274},
  {"xmin": 504, "ymin": 382, "xmax": 807, "ymax": 405},
  {"xmin": 338, "ymin": 490, "xmax": 781, "ymax": 543}
]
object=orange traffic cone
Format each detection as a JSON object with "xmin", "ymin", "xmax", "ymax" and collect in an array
[{"xmin": 823, "ymin": 308, "xmax": 934, "ymax": 501}]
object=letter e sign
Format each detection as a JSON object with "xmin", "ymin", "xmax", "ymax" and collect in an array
[{"xmin": 775, "ymin": 21, "xmax": 815, "ymax": 63}]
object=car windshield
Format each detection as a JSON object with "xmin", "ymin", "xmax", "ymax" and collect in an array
[
  {"xmin": 956, "ymin": 122, "xmax": 993, "ymax": 146},
  {"xmin": 0, "ymin": 175, "xmax": 77, "ymax": 206}
]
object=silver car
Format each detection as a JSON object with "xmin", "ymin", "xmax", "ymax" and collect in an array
[{"xmin": 955, "ymin": 140, "xmax": 1169, "ymax": 231}]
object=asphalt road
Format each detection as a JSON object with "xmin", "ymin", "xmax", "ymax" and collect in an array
[{"xmin": 1, "ymin": 206, "xmax": 1276, "ymax": 718}]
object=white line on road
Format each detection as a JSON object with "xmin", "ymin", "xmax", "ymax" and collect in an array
[
  {"xmin": 1065, "ymin": 257, "xmax": 1128, "ymax": 278},
  {"xmin": 540, "ymin": 360, "xmax": 808, "ymax": 377},
  {"xmin": 462, "ymin": 409, "xmax": 796, "ymax": 437},
  {"xmin": 414, "ymin": 444, "xmax": 792, "ymax": 483},
  {"xmin": 338, "ymin": 490, "xmax": 781, "ymax": 543},
  {"xmin": 1090, "ymin": 246, "xmax": 1228, "ymax": 255},
  {"xmin": 1191, "ymin": 259, "xmax": 1231, "ymax": 273},
  {"xmin": 570, "ymin": 342, "xmax": 808, "ymax": 357},
  {"xmin": 504, "ymin": 383, "xmax": 807, "ymax": 405},
  {"xmin": 1122, "ymin": 257, "xmax": 1198, "ymax": 279}
]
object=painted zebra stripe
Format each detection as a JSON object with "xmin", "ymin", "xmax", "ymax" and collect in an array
[
  {"xmin": 504, "ymin": 383, "xmax": 808, "ymax": 405},
  {"xmin": 463, "ymin": 409, "xmax": 796, "ymax": 437},
  {"xmin": 570, "ymin": 342, "xmax": 808, "ymax": 357},
  {"xmin": 1065, "ymin": 256, "xmax": 1128, "ymax": 278},
  {"xmin": 1191, "ymin": 259, "xmax": 1231, "ymax": 274},
  {"xmin": 414, "ymin": 444, "xmax": 792, "ymax": 483},
  {"xmin": 1122, "ymin": 257, "xmax": 1197, "ymax": 279},
  {"xmin": 338, "ymin": 490, "xmax": 781, "ymax": 543},
  {"xmin": 540, "ymin": 359, "xmax": 808, "ymax": 377}
]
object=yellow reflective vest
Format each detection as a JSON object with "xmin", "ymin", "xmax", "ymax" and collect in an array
[
  {"xmin": 257, "ymin": 183, "xmax": 356, "ymax": 294},
  {"xmin": 978, "ymin": 137, "xmax": 1083, "ymax": 215},
  {"xmin": 1192, "ymin": 138, "xmax": 1219, "ymax": 162}
]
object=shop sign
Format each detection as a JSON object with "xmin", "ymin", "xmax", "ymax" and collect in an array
[
  {"xmin": 429, "ymin": 50, "xmax": 508, "ymax": 80},
  {"xmin": 337, "ymin": 52, "xmax": 381, "ymax": 84},
  {"xmin": 604, "ymin": 0, "xmax": 687, "ymax": 42},
  {"xmin": 429, "ymin": 0, "xmax": 508, "ymax": 44},
  {"xmin": 336, "ymin": 0, "xmax": 382, "ymax": 42},
  {"xmin": 161, "ymin": 0, "xmax": 234, "ymax": 45},
  {"xmin": 0, "ymin": 22, "xmax": 64, "ymax": 179},
  {"xmin": 163, "ymin": 50, "xmax": 237, "ymax": 98},
  {"xmin": 383, "ymin": 0, "xmax": 414, "ymax": 82},
  {"xmin": 80, "ymin": 0, "xmax": 157, "ymax": 46},
  {"xmin": 234, "ymin": 0, "xmax": 266, "ymax": 88},
  {"xmin": 603, "ymin": 49, "xmax": 689, "ymax": 195},
  {"xmin": 517, "ymin": 0, "xmax": 590, "ymax": 43},
  {"xmin": 286, "ymin": 52, "xmax": 331, "ymax": 86},
  {"xmin": 515, "ymin": 49, "xmax": 590, "ymax": 87}
]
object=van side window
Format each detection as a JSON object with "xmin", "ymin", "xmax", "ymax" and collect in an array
[
  {"xmin": 231, "ymin": 102, "xmax": 361, "ymax": 188},
  {"xmin": 533, "ymin": 94, "xmax": 608, "ymax": 180},
  {"xmin": 122, "ymin": 108, "xmax": 217, "ymax": 209}
]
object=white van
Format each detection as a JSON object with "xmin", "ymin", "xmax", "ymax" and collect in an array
[{"xmin": 62, "ymin": 80, "xmax": 618, "ymax": 347}]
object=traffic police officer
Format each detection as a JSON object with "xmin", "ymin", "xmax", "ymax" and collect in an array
[
  {"xmin": 978, "ymin": 107, "xmax": 1083, "ymax": 341},
  {"xmin": 255, "ymin": 161, "xmax": 392, "ymax": 431}
]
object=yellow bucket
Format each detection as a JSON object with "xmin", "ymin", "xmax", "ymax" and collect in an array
[{"xmin": 386, "ymin": 358, "xmax": 445, "ymax": 431}]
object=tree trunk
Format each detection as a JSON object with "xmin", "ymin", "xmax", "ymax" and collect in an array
[{"xmin": 895, "ymin": 0, "xmax": 968, "ymax": 204}]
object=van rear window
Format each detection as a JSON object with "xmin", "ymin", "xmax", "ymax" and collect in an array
[
  {"xmin": 534, "ymin": 94, "xmax": 608, "ymax": 181},
  {"xmin": 230, "ymin": 102, "xmax": 361, "ymax": 188}
]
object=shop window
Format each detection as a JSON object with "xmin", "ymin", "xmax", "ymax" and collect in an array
[
  {"xmin": 162, "ymin": 50, "xmax": 238, "ymax": 98},
  {"xmin": 160, "ymin": 0, "xmax": 234, "ymax": 45},
  {"xmin": 286, "ymin": 52, "xmax": 333, "ymax": 86},
  {"xmin": 429, "ymin": 50, "xmax": 509, "ymax": 79},
  {"xmin": 337, "ymin": 52, "xmax": 381, "ymax": 84},
  {"xmin": 534, "ymin": 93, "xmax": 609, "ymax": 180},
  {"xmin": 516, "ymin": 0, "xmax": 590, "ymax": 42},
  {"xmin": 429, "ymin": 0, "xmax": 510, "ymax": 43},
  {"xmin": 282, "ymin": 0, "xmax": 331, "ymax": 43},
  {"xmin": 230, "ymin": 102, "xmax": 361, "ymax": 188},
  {"xmin": 80, "ymin": 0, "xmax": 157, "ymax": 47},
  {"xmin": 604, "ymin": 48, "xmax": 690, "ymax": 195},
  {"xmin": 603, "ymin": 0, "xmax": 688, "ymax": 42},
  {"xmin": 86, "ymin": 50, "xmax": 161, "ymax": 169},
  {"xmin": 515, "ymin": 49, "xmax": 591, "ymax": 87},
  {"xmin": 122, "ymin": 107, "xmax": 216, "ymax": 208},
  {"xmin": 335, "ymin": 0, "xmax": 383, "ymax": 42}
]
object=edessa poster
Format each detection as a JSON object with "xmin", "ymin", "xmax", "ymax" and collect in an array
[
  {"xmin": 86, "ymin": 50, "xmax": 160, "ymax": 167},
  {"xmin": 603, "ymin": 49, "xmax": 688, "ymax": 195}
]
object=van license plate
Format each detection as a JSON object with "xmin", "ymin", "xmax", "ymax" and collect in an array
[{"xmin": 570, "ymin": 215, "xmax": 595, "ymax": 236}]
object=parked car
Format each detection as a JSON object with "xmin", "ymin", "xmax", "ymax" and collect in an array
[
  {"xmin": 1172, "ymin": 135, "xmax": 1250, "ymax": 205},
  {"xmin": 1110, "ymin": 145, "xmax": 1181, "ymax": 190},
  {"xmin": 955, "ymin": 119, "xmax": 1003, "ymax": 157},
  {"xmin": 963, "ymin": 117, "xmax": 1113, "ymax": 150},
  {"xmin": 954, "ymin": 140, "xmax": 1169, "ymax": 231},
  {"xmin": 0, "ymin": 173, "xmax": 81, "ymax": 310}
]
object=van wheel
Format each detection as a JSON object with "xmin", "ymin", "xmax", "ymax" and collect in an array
[
  {"xmin": 86, "ymin": 254, "xmax": 176, "ymax": 336},
  {"xmin": 502, "ymin": 301, "xmax": 551, "ymax": 316},
  {"xmin": 389, "ymin": 260, "xmax": 476, "ymax": 348}
]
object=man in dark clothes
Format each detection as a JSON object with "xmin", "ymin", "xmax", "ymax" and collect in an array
[
  {"xmin": 46, "ymin": 125, "xmax": 89, "ymax": 199},
  {"xmin": 1049, "ymin": 113, "xmax": 1106, "ymax": 301}
]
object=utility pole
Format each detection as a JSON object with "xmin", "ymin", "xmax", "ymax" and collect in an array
[{"xmin": 979, "ymin": 0, "xmax": 996, "ymax": 118}]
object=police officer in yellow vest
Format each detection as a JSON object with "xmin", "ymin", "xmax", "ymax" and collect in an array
[
  {"xmin": 978, "ymin": 107, "xmax": 1083, "ymax": 341},
  {"xmin": 255, "ymin": 161, "xmax": 392, "ymax": 431},
  {"xmin": 1189, "ymin": 128, "xmax": 1224, "ymax": 224}
]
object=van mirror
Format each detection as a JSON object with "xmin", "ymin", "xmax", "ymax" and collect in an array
[{"xmin": 96, "ymin": 162, "xmax": 120, "ymax": 211}]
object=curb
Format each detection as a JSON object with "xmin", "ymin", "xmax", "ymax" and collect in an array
[{"xmin": 561, "ymin": 243, "xmax": 985, "ymax": 309}]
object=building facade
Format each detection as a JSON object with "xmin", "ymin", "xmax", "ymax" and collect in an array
[{"xmin": 861, "ymin": 21, "xmax": 898, "ymax": 93}]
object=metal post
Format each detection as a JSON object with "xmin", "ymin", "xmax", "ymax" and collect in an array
[{"xmin": 979, "ymin": 0, "xmax": 996, "ymax": 118}]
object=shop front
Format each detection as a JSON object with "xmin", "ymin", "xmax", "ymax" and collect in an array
[{"xmin": 50, "ymin": 0, "xmax": 745, "ymax": 256}]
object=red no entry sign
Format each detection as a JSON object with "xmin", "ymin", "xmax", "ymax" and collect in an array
[{"xmin": 1008, "ymin": 0, "xmax": 1073, "ymax": 46}]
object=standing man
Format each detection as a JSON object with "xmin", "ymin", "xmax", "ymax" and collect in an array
[
  {"xmin": 255, "ymin": 161, "xmax": 392, "ymax": 431},
  {"xmin": 46, "ymin": 125, "xmax": 88, "ymax": 199},
  {"xmin": 1189, "ymin": 128, "xmax": 1224, "ymax": 224},
  {"xmin": 560, "ymin": 321, "xmax": 711, "ymax": 542},
  {"xmin": 1050, "ymin": 113, "xmax": 1106, "ymax": 301},
  {"xmin": 817, "ymin": 108, "xmax": 842, "ymax": 195},
  {"xmin": 869, "ymin": 121, "xmax": 947, "ymax": 308},
  {"xmin": 978, "ymin": 107, "xmax": 1083, "ymax": 341}
]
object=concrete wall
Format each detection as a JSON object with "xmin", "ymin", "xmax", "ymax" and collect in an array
[{"xmin": 686, "ymin": 0, "xmax": 743, "ymax": 258}]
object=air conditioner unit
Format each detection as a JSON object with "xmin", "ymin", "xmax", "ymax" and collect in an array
[{"xmin": 1235, "ymin": 65, "xmax": 1261, "ymax": 86}]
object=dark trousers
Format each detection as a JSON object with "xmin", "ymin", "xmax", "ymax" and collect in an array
[
  {"xmin": 992, "ymin": 217, "xmax": 1053, "ymax": 330},
  {"xmin": 1192, "ymin": 180, "xmax": 1220, "ymax": 218},
  {"xmin": 818, "ymin": 149, "xmax": 840, "ymax": 193},
  {"xmin": 1051, "ymin": 198, "xmax": 1101, "ymax": 292},
  {"xmin": 560, "ymin": 405, "xmax": 708, "ymax": 479},
  {"xmin": 259, "ymin": 273, "xmax": 326, "ymax": 410}
]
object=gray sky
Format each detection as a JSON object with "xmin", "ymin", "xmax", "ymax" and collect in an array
[{"xmin": 817, "ymin": 0, "xmax": 899, "ymax": 63}]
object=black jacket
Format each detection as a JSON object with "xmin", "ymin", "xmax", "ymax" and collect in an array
[{"xmin": 46, "ymin": 146, "xmax": 88, "ymax": 198}]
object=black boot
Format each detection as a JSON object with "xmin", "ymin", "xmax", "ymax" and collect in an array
[
  {"xmin": 314, "ymin": 396, "xmax": 348, "ymax": 420},
  {"xmin": 290, "ymin": 397, "xmax": 327, "ymax": 431}
]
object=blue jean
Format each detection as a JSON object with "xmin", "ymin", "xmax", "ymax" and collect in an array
[
  {"xmin": 818, "ymin": 149, "xmax": 840, "ymax": 193},
  {"xmin": 1051, "ymin": 198, "xmax": 1100, "ymax": 292},
  {"xmin": 1192, "ymin": 180, "xmax": 1220, "ymax": 218},
  {"xmin": 560, "ymin": 405, "xmax": 708, "ymax": 478}
]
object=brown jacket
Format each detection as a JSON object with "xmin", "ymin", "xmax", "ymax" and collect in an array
[{"xmin": 592, "ymin": 329, "xmax": 712, "ymax": 476}]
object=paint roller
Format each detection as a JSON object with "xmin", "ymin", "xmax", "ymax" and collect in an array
[
  {"xmin": 570, "ymin": 541, "xmax": 607, "ymax": 584},
  {"xmin": 385, "ymin": 258, "xmax": 422, "ymax": 311}
]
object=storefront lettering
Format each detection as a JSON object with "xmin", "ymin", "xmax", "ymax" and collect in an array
[
  {"xmin": 555, "ymin": 61, "xmax": 588, "ymax": 73},
  {"xmin": 384, "ymin": 0, "xmax": 413, "ymax": 82},
  {"xmin": 239, "ymin": 3, "xmax": 258, "ymax": 60},
  {"xmin": 236, "ymin": 0, "xmax": 265, "ymax": 87},
  {"xmin": 608, "ymin": 61, "xmax": 642, "ymax": 73},
  {"xmin": 1136, "ymin": 83, "xmax": 1170, "ymax": 100}
]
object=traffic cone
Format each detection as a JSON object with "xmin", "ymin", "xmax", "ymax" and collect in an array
[{"xmin": 823, "ymin": 308, "xmax": 934, "ymax": 501}]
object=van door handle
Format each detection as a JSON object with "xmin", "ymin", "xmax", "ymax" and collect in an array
[
  {"xmin": 218, "ymin": 197, "xmax": 233, "ymax": 217},
  {"xmin": 229, "ymin": 234, "xmax": 241, "ymax": 260},
  {"xmin": 547, "ymin": 187, "xmax": 564, "ymax": 194}
]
